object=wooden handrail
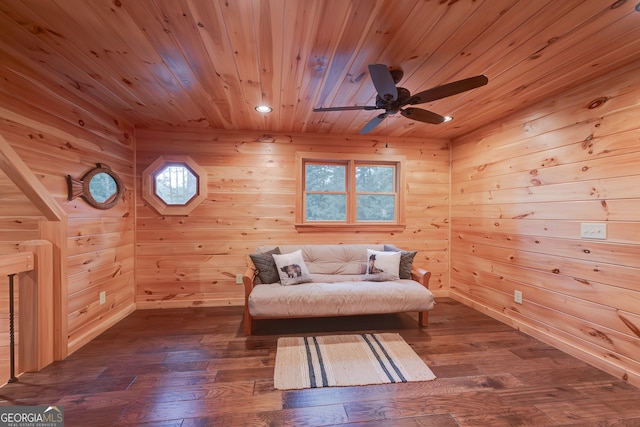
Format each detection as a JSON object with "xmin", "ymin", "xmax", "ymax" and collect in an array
[{"xmin": 0, "ymin": 252, "xmax": 35, "ymax": 276}]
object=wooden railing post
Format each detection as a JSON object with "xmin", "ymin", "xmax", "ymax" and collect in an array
[
  {"xmin": 7, "ymin": 274, "xmax": 17, "ymax": 383},
  {"xmin": 18, "ymin": 240, "xmax": 54, "ymax": 372}
]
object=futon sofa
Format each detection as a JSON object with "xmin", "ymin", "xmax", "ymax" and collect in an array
[{"xmin": 242, "ymin": 244, "xmax": 435, "ymax": 335}]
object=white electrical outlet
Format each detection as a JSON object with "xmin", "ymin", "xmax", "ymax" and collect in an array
[
  {"xmin": 514, "ymin": 290, "xmax": 523, "ymax": 304},
  {"xmin": 99, "ymin": 291, "xmax": 106, "ymax": 305},
  {"xmin": 580, "ymin": 223, "xmax": 607, "ymax": 240},
  {"xmin": 236, "ymin": 274, "xmax": 243, "ymax": 285}
]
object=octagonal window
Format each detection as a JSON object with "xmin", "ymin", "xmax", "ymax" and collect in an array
[
  {"xmin": 154, "ymin": 164, "xmax": 198, "ymax": 205},
  {"xmin": 142, "ymin": 155, "xmax": 207, "ymax": 215}
]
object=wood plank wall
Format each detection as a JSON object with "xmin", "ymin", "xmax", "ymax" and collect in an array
[
  {"xmin": 450, "ymin": 61, "xmax": 640, "ymax": 387},
  {"xmin": 135, "ymin": 130, "xmax": 451, "ymax": 308},
  {"xmin": 0, "ymin": 60, "xmax": 137, "ymax": 369},
  {"xmin": 0, "ymin": 169, "xmax": 42, "ymax": 252}
]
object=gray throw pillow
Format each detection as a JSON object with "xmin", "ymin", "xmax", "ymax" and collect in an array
[
  {"xmin": 383, "ymin": 244, "xmax": 417, "ymax": 280},
  {"xmin": 249, "ymin": 247, "xmax": 281, "ymax": 284}
]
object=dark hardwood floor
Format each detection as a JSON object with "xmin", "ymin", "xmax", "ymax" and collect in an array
[{"xmin": 2, "ymin": 298, "xmax": 640, "ymax": 426}]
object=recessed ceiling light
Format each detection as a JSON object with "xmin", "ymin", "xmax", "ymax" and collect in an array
[
  {"xmin": 255, "ymin": 105, "xmax": 272, "ymax": 113},
  {"xmin": 443, "ymin": 116, "xmax": 453, "ymax": 122}
]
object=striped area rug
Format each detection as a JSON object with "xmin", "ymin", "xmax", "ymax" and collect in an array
[{"xmin": 274, "ymin": 333, "xmax": 436, "ymax": 390}]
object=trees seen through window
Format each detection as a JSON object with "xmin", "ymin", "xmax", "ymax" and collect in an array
[{"xmin": 302, "ymin": 158, "xmax": 400, "ymax": 224}]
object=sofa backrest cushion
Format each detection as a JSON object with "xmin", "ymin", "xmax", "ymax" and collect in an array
[{"xmin": 255, "ymin": 244, "xmax": 385, "ymax": 276}]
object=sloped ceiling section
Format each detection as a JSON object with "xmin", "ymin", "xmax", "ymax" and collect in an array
[{"xmin": 0, "ymin": 0, "xmax": 639, "ymax": 140}]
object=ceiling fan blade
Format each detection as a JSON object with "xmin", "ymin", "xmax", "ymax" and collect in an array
[
  {"xmin": 408, "ymin": 75, "xmax": 489, "ymax": 105},
  {"xmin": 368, "ymin": 64, "xmax": 398, "ymax": 102},
  {"xmin": 359, "ymin": 113, "xmax": 388, "ymax": 134},
  {"xmin": 313, "ymin": 105, "xmax": 379, "ymax": 112},
  {"xmin": 401, "ymin": 108, "xmax": 445, "ymax": 124}
]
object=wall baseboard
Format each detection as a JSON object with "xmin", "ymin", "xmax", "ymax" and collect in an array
[
  {"xmin": 136, "ymin": 298, "xmax": 245, "ymax": 310},
  {"xmin": 68, "ymin": 303, "xmax": 136, "ymax": 356},
  {"xmin": 448, "ymin": 290, "xmax": 640, "ymax": 389}
]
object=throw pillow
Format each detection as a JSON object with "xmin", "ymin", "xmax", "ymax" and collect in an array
[
  {"xmin": 272, "ymin": 250, "xmax": 313, "ymax": 286},
  {"xmin": 249, "ymin": 247, "xmax": 281, "ymax": 284},
  {"xmin": 364, "ymin": 249, "xmax": 400, "ymax": 281},
  {"xmin": 383, "ymin": 244, "xmax": 417, "ymax": 280},
  {"xmin": 364, "ymin": 271, "xmax": 399, "ymax": 282}
]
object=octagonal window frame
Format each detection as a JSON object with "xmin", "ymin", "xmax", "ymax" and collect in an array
[{"xmin": 142, "ymin": 155, "xmax": 207, "ymax": 215}]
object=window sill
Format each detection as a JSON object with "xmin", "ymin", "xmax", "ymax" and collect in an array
[{"xmin": 294, "ymin": 223, "xmax": 406, "ymax": 233}]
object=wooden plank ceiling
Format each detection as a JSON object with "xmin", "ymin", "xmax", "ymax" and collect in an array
[{"xmin": 1, "ymin": 0, "xmax": 639, "ymax": 140}]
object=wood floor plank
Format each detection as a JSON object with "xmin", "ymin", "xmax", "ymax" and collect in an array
[
  {"xmin": 454, "ymin": 407, "xmax": 555, "ymax": 427},
  {"xmin": 1, "ymin": 298, "xmax": 639, "ymax": 427},
  {"xmin": 534, "ymin": 399, "xmax": 633, "ymax": 424}
]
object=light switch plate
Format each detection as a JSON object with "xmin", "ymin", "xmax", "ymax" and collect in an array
[
  {"xmin": 514, "ymin": 290, "xmax": 523, "ymax": 304},
  {"xmin": 99, "ymin": 291, "xmax": 106, "ymax": 305},
  {"xmin": 580, "ymin": 223, "xmax": 607, "ymax": 240},
  {"xmin": 236, "ymin": 274, "xmax": 243, "ymax": 284}
]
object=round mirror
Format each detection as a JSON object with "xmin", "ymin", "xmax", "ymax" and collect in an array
[
  {"xmin": 89, "ymin": 172, "xmax": 118, "ymax": 203},
  {"xmin": 67, "ymin": 164, "xmax": 124, "ymax": 209}
]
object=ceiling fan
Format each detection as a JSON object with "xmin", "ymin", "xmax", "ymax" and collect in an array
[{"xmin": 313, "ymin": 64, "xmax": 488, "ymax": 134}]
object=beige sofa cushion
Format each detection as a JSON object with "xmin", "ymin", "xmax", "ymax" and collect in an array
[{"xmin": 248, "ymin": 279, "xmax": 435, "ymax": 317}]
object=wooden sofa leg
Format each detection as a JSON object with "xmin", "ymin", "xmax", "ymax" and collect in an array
[
  {"xmin": 243, "ymin": 309, "xmax": 253, "ymax": 336},
  {"xmin": 418, "ymin": 311, "xmax": 428, "ymax": 327}
]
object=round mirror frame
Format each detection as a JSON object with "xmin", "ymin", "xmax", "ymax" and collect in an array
[{"xmin": 66, "ymin": 163, "xmax": 125, "ymax": 210}]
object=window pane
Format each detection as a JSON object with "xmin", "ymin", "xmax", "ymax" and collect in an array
[
  {"xmin": 305, "ymin": 164, "xmax": 345, "ymax": 192},
  {"xmin": 306, "ymin": 194, "xmax": 346, "ymax": 221},
  {"xmin": 356, "ymin": 195, "xmax": 395, "ymax": 221},
  {"xmin": 356, "ymin": 166, "xmax": 394, "ymax": 192},
  {"xmin": 155, "ymin": 165, "xmax": 198, "ymax": 205}
]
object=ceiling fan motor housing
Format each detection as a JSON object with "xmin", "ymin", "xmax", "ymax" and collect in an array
[
  {"xmin": 389, "ymin": 67, "xmax": 404, "ymax": 84},
  {"xmin": 376, "ymin": 87, "xmax": 411, "ymax": 114}
]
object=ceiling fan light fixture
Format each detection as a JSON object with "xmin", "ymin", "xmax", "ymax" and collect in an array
[
  {"xmin": 443, "ymin": 116, "xmax": 453, "ymax": 122},
  {"xmin": 255, "ymin": 105, "xmax": 272, "ymax": 113}
]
